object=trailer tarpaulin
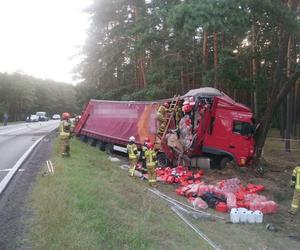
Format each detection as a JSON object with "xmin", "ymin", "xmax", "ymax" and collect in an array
[{"xmin": 79, "ymin": 100, "xmax": 160, "ymax": 144}]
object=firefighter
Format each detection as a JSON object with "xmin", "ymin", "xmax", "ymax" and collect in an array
[
  {"xmin": 144, "ymin": 142, "xmax": 158, "ymax": 187},
  {"xmin": 288, "ymin": 166, "xmax": 300, "ymax": 215},
  {"xmin": 127, "ymin": 136, "xmax": 138, "ymax": 176},
  {"xmin": 59, "ymin": 112, "xmax": 71, "ymax": 157},
  {"xmin": 156, "ymin": 123, "xmax": 166, "ymax": 138},
  {"xmin": 139, "ymin": 137, "xmax": 150, "ymax": 173},
  {"xmin": 156, "ymin": 102, "xmax": 170, "ymax": 128}
]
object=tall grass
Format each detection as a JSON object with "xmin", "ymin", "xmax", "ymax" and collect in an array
[{"xmin": 27, "ymin": 138, "xmax": 211, "ymax": 249}]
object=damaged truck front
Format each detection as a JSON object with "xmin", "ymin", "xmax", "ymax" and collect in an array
[{"xmin": 74, "ymin": 87, "xmax": 255, "ymax": 169}]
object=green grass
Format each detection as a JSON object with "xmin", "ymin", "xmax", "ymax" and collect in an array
[{"xmin": 27, "ymin": 138, "xmax": 211, "ymax": 250}]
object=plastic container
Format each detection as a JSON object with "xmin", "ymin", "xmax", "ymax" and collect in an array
[
  {"xmin": 216, "ymin": 202, "xmax": 228, "ymax": 213},
  {"xmin": 247, "ymin": 210, "xmax": 255, "ymax": 223},
  {"xmin": 238, "ymin": 208, "xmax": 248, "ymax": 223},
  {"xmin": 253, "ymin": 210, "xmax": 263, "ymax": 223},
  {"xmin": 230, "ymin": 208, "xmax": 239, "ymax": 223}
]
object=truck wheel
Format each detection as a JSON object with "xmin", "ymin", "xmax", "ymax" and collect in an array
[
  {"xmin": 97, "ymin": 141, "xmax": 106, "ymax": 151},
  {"xmin": 219, "ymin": 157, "xmax": 232, "ymax": 169},
  {"xmin": 105, "ymin": 143, "xmax": 114, "ymax": 155},
  {"xmin": 88, "ymin": 138, "xmax": 97, "ymax": 147},
  {"xmin": 157, "ymin": 153, "xmax": 169, "ymax": 168},
  {"xmin": 80, "ymin": 135, "xmax": 88, "ymax": 143}
]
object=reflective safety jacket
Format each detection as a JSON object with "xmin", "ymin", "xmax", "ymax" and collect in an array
[
  {"xmin": 127, "ymin": 143, "xmax": 138, "ymax": 160},
  {"xmin": 157, "ymin": 105, "xmax": 168, "ymax": 120},
  {"xmin": 145, "ymin": 149, "xmax": 157, "ymax": 167},
  {"xmin": 291, "ymin": 166, "xmax": 300, "ymax": 192},
  {"xmin": 59, "ymin": 120, "xmax": 71, "ymax": 139},
  {"xmin": 140, "ymin": 145, "xmax": 147, "ymax": 160}
]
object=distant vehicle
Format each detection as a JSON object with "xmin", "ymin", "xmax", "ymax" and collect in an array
[
  {"xmin": 26, "ymin": 114, "xmax": 39, "ymax": 122},
  {"xmin": 36, "ymin": 112, "xmax": 49, "ymax": 121},
  {"xmin": 52, "ymin": 114, "xmax": 61, "ymax": 120}
]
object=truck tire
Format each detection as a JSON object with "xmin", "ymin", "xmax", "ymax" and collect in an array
[
  {"xmin": 219, "ymin": 156, "xmax": 232, "ymax": 169},
  {"xmin": 157, "ymin": 153, "xmax": 169, "ymax": 168},
  {"xmin": 105, "ymin": 143, "xmax": 114, "ymax": 155},
  {"xmin": 97, "ymin": 141, "xmax": 106, "ymax": 151},
  {"xmin": 88, "ymin": 138, "xmax": 97, "ymax": 147},
  {"xmin": 80, "ymin": 135, "xmax": 88, "ymax": 143}
]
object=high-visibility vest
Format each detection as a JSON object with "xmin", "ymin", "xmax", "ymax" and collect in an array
[
  {"xmin": 140, "ymin": 145, "xmax": 147, "ymax": 160},
  {"xmin": 127, "ymin": 143, "xmax": 138, "ymax": 160},
  {"xmin": 157, "ymin": 105, "xmax": 167, "ymax": 118},
  {"xmin": 145, "ymin": 149, "xmax": 156, "ymax": 167},
  {"xmin": 59, "ymin": 120, "xmax": 70, "ymax": 138},
  {"xmin": 293, "ymin": 166, "xmax": 300, "ymax": 192}
]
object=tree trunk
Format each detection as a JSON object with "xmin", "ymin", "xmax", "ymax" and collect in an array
[
  {"xmin": 285, "ymin": 36, "xmax": 293, "ymax": 151},
  {"xmin": 252, "ymin": 24, "xmax": 258, "ymax": 117},
  {"xmin": 213, "ymin": 32, "xmax": 218, "ymax": 88},
  {"xmin": 202, "ymin": 30, "xmax": 209, "ymax": 75}
]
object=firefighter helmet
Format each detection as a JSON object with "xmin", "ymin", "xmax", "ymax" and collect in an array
[
  {"xmin": 147, "ymin": 142, "xmax": 154, "ymax": 150},
  {"xmin": 62, "ymin": 112, "xmax": 70, "ymax": 120},
  {"xmin": 129, "ymin": 136, "xmax": 135, "ymax": 142},
  {"xmin": 163, "ymin": 102, "xmax": 170, "ymax": 108}
]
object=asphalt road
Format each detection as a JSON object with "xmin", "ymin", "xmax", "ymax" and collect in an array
[
  {"xmin": 0, "ymin": 120, "xmax": 59, "ymax": 249},
  {"xmin": 0, "ymin": 120, "xmax": 59, "ymax": 183}
]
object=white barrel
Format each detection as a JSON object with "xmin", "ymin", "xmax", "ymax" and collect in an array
[
  {"xmin": 230, "ymin": 208, "xmax": 239, "ymax": 223},
  {"xmin": 247, "ymin": 210, "xmax": 255, "ymax": 223},
  {"xmin": 253, "ymin": 210, "xmax": 263, "ymax": 223},
  {"xmin": 239, "ymin": 208, "xmax": 248, "ymax": 223}
]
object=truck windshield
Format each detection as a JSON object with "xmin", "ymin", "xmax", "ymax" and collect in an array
[{"xmin": 233, "ymin": 121, "xmax": 254, "ymax": 136}]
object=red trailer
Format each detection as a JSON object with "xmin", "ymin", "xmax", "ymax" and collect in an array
[{"xmin": 75, "ymin": 88, "xmax": 255, "ymax": 168}]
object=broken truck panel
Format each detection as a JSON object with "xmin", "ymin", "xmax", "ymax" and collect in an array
[{"xmin": 75, "ymin": 87, "xmax": 255, "ymax": 167}]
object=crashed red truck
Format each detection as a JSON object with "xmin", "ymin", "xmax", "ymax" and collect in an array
[{"xmin": 74, "ymin": 87, "xmax": 255, "ymax": 169}]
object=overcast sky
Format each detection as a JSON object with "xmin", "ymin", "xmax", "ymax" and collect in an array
[{"xmin": 0, "ymin": 0, "xmax": 92, "ymax": 83}]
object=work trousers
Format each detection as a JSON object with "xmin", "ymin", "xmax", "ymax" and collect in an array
[
  {"xmin": 147, "ymin": 164, "xmax": 157, "ymax": 186},
  {"xmin": 128, "ymin": 158, "xmax": 137, "ymax": 176},
  {"xmin": 290, "ymin": 190, "xmax": 300, "ymax": 214},
  {"xmin": 60, "ymin": 137, "xmax": 70, "ymax": 156}
]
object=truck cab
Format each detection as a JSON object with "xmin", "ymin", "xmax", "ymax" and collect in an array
[{"xmin": 181, "ymin": 88, "xmax": 255, "ymax": 168}]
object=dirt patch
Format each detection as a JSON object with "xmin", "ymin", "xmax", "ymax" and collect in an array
[{"xmin": 0, "ymin": 132, "xmax": 56, "ymax": 250}]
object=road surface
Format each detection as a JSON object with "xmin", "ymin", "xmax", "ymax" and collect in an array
[
  {"xmin": 0, "ymin": 120, "xmax": 59, "ymax": 249},
  {"xmin": 0, "ymin": 120, "xmax": 59, "ymax": 183}
]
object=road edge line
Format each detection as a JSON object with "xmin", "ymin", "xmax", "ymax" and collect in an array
[{"xmin": 0, "ymin": 136, "xmax": 44, "ymax": 195}]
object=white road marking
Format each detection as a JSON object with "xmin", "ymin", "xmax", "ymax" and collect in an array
[{"xmin": 0, "ymin": 169, "xmax": 12, "ymax": 172}]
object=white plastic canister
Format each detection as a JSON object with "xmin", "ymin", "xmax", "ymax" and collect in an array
[
  {"xmin": 230, "ymin": 208, "xmax": 239, "ymax": 223},
  {"xmin": 247, "ymin": 210, "xmax": 255, "ymax": 223},
  {"xmin": 253, "ymin": 210, "xmax": 263, "ymax": 223},
  {"xmin": 239, "ymin": 208, "xmax": 248, "ymax": 223}
]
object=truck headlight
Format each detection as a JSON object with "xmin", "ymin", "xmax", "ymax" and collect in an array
[{"xmin": 240, "ymin": 157, "xmax": 246, "ymax": 165}]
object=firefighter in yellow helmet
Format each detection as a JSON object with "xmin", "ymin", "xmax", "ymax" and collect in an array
[
  {"xmin": 288, "ymin": 166, "xmax": 300, "ymax": 215},
  {"xmin": 127, "ymin": 136, "xmax": 138, "ymax": 176},
  {"xmin": 145, "ymin": 142, "xmax": 158, "ymax": 187},
  {"xmin": 59, "ymin": 112, "xmax": 71, "ymax": 157}
]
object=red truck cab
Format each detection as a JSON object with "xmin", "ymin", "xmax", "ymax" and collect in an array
[{"xmin": 181, "ymin": 88, "xmax": 255, "ymax": 168}]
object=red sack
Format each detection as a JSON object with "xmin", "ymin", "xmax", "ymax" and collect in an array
[
  {"xmin": 225, "ymin": 192, "xmax": 237, "ymax": 210},
  {"xmin": 166, "ymin": 175, "xmax": 175, "ymax": 184}
]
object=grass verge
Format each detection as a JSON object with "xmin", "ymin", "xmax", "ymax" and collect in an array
[{"xmin": 26, "ymin": 138, "xmax": 211, "ymax": 249}]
